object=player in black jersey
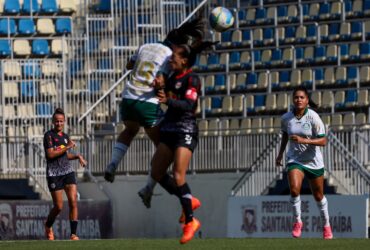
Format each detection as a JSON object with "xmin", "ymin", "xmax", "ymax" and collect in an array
[
  {"xmin": 43, "ymin": 108, "xmax": 87, "ymax": 240},
  {"xmin": 148, "ymin": 41, "xmax": 214, "ymax": 244}
]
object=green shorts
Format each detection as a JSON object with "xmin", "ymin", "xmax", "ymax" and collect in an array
[
  {"xmin": 287, "ymin": 163, "xmax": 324, "ymax": 179},
  {"xmin": 120, "ymin": 98, "xmax": 163, "ymax": 128}
]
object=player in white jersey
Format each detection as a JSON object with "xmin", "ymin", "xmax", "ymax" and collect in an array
[
  {"xmin": 276, "ymin": 86, "xmax": 333, "ymax": 239},
  {"xmin": 104, "ymin": 17, "xmax": 208, "ymax": 189}
]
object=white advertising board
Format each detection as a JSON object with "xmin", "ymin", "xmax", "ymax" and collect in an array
[{"xmin": 227, "ymin": 195, "xmax": 369, "ymax": 238}]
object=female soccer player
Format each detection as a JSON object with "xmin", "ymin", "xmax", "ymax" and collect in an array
[
  {"xmin": 276, "ymin": 86, "xmax": 333, "ymax": 239},
  {"xmin": 43, "ymin": 108, "xmax": 87, "ymax": 240},
  {"xmin": 148, "ymin": 40, "xmax": 214, "ymax": 244},
  {"xmin": 104, "ymin": 18, "xmax": 207, "ymax": 194}
]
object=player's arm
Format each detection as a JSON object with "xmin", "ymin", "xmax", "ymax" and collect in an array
[
  {"xmin": 45, "ymin": 140, "xmax": 75, "ymax": 159},
  {"xmin": 276, "ymin": 131, "xmax": 288, "ymax": 166},
  {"xmin": 289, "ymin": 135, "xmax": 327, "ymax": 146},
  {"xmin": 67, "ymin": 153, "xmax": 88, "ymax": 167}
]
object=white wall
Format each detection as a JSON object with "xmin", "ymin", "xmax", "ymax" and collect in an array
[{"xmin": 78, "ymin": 173, "xmax": 242, "ymax": 238}]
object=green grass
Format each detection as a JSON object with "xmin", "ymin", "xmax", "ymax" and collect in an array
[{"xmin": 0, "ymin": 238, "xmax": 369, "ymax": 250}]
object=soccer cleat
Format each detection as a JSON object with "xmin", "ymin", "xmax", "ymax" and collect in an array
[
  {"xmin": 180, "ymin": 218, "xmax": 201, "ymax": 244},
  {"xmin": 104, "ymin": 163, "xmax": 116, "ymax": 183},
  {"xmin": 323, "ymin": 225, "xmax": 333, "ymax": 239},
  {"xmin": 70, "ymin": 234, "xmax": 80, "ymax": 240},
  {"xmin": 44, "ymin": 224, "xmax": 54, "ymax": 240},
  {"xmin": 292, "ymin": 222, "xmax": 303, "ymax": 238},
  {"xmin": 179, "ymin": 196, "xmax": 201, "ymax": 223},
  {"xmin": 138, "ymin": 186, "xmax": 153, "ymax": 208}
]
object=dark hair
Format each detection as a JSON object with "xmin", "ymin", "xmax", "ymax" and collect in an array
[
  {"xmin": 292, "ymin": 86, "xmax": 318, "ymax": 109},
  {"xmin": 52, "ymin": 108, "xmax": 65, "ymax": 120},
  {"xmin": 164, "ymin": 17, "xmax": 207, "ymax": 46}
]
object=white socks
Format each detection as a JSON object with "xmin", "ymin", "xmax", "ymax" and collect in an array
[
  {"xmin": 317, "ymin": 196, "xmax": 330, "ymax": 227},
  {"xmin": 290, "ymin": 195, "xmax": 302, "ymax": 223},
  {"xmin": 110, "ymin": 142, "xmax": 129, "ymax": 170}
]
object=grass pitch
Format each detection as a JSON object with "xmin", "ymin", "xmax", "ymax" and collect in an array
[{"xmin": 0, "ymin": 238, "xmax": 369, "ymax": 250}]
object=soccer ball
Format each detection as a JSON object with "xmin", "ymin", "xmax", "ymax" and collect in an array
[{"xmin": 209, "ymin": 7, "xmax": 234, "ymax": 32}]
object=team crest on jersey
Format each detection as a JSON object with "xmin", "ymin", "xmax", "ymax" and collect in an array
[
  {"xmin": 241, "ymin": 206, "xmax": 257, "ymax": 234},
  {"xmin": 175, "ymin": 81, "xmax": 182, "ymax": 89},
  {"xmin": 302, "ymin": 122, "xmax": 311, "ymax": 130}
]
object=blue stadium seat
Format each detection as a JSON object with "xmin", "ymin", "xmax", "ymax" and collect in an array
[
  {"xmin": 344, "ymin": 89, "xmax": 358, "ymax": 107},
  {"xmin": 295, "ymin": 47, "xmax": 304, "ymax": 64},
  {"xmin": 319, "ymin": 2, "xmax": 331, "ymax": 19},
  {"xmin": 210, "ymin": 97, "xmax": 222, "ymax": 113},
  {"xmin": 0, "ymin": 40, "xmax": 11, "ymax": 56},
  {"xmin": 4, "ymin": 0, "xmax": 20, "ymax": 14},
  {"xmin": 340, "ymin": 44, "xmax": 349, "ymax": 61},
  {"xmin": 55, "ymin": 18, "xmax": 72, "ymax": 35},
  {"xmin": 279, "ymin": 71, "xmax": 290, "ymax": 88},
  {"xmin": 277, "ymin": 5, "xmax": 288, "ymax": 23},
  {"xmin": 329, "ymin": 23, "xmax": 340, "ymax": 41},
  {"xmin": 229, "ymin": 51, "xmax": 241, "ymax": 70},
  {"xmin": 351, "ymin": 21, "xmax": 363, "ymax": 39},
  {"xmin": 246, "ymin": 72, "xmax": 257, "ymax": 89},
  {"xmin": 263, "ymin": 28, "xmax": 274, "ymax": 45},
  {"xmin": 206, "ymin": 53, "xmax": 220, "ymax": 71},
  {"xmin": 22, "ymin": 61, "xmax": 41, "ymax": 78},
  {"xmin": 95, "ymin": 0, "xmax": 111, "ymax": 13},
  {"xmin": 22, "ymin": 0, "xmax": 40, "ymax": 14},
  {"xmin": 219, "ymin": 30, "xmax": 232, "ymax": 48},
  {"xmin": 18, "ymin": 19, "xmax": 36, "ymax": 35},
  {"xmin": 271, "ymin": 48, "xmax": 282, "ymax": 66},
  {"xmin": 364, "ymin": 0, "xmax": 370, "ymax": 15},
  {"xmin": 306, "ymin": 24, "xmax": 317, "ymax": 42},
  {"xmin": 254, "ymin": 95, "xmax": 266, "ymax": 111},
  {"xmin": 344, "ymin": 0, "xmax": 353, "ymax": 16},
  {"xmin": 241, "ymin": 29, "xmax": 251, "ymax": 46},
  {"xmin": 41, "ymin": 0, "xmax": 58, "ymax": 14},
  {"xmin": 69, "ymin": 60, "xmax": 84, "ymax": 76},
  {"xmin": 315, "ymin": 45, "xmax": 326, "ymax": 63},
  {"xmin": 238, "ymin": 9, "xmax": 246, "ymax": 23},
  {"xmin": 32, "ymin": 40, "xmax": 50, "ymax": 56},
  {"xmin": 98, "ymin": 58, "xmax": 112, "ymax": 70},
  {"xmin": 36, "ymin": 103, "xmax": 52, "ymax": 116},
  {"xmin": 255, "ymin": 8, "xmax": 267, "ymax": 24},
  {"xmin": 284, "ymin": 26, "xmax": 296, "ymax": 44},
  {"xmin": 315, "ymin": 68, "xmax": 324, "ymax": 86},
  {"xmin": 302, "ymin": 3, "xmax": 310, "ymax": 20},
  {"xmin": 347, "ymin": 66, "xmax": 358, "ymax": 84},
  {"xmin": 88, "ymin": 80, "xmax": 101, "ymax": 93},
  {"xmin": 214, "ymin": 74, "xmax": 226, "ymax": 92},
  {"xmin": 360, "ymin": 42, "xmax": 370, "ymax": 59},
  {"xmin": 252, "ymin": 50, "xmax": 261, "ymax": 67},
  {"xmin": 0, "ymin": 19, "xmax": 16, "ymax": 35},
  {"xmin": 20, "ymin": 81, "xmax": 37, "ymax": 97}
]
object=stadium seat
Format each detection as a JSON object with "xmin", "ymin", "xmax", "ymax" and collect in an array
[
  {"xmin": 37, "ymin": 19, "xmax": 55, "ymax": 34},
  {"xmin": 277, "ymin": 5, "xmax": 288, "ymax": 22},
  {"xmin": 51, "ymin": 39, "xmax": 68, "ymax": 55},
  {"xmin": 214, "ymin": 74, "xmax": 226, "ymax": 92},
  {"xmin": 252, "ymin": 50, "xmax": 262, "ymax": 67},
  {"xmin": 238, "ymin": 9, "xmax": 247, "ymax": 26},
  {"xmin": 255, "ymin": 7, "xmax": 267, "ymax": 24},
  {"xmin": 41, "ymin": 0, "xmax": 58, "ymax": 14},
  {"xmin": 295, "ymin": 25, "xmax": 307, "ymax": 43},
  {"xmin": 60, "ymin": 0, "xmax": 77, "ymax": 13},
  {"xmin": 221, "ymin": 96, "xmax": 232, "ymax": 115},
  {"xmin": 22, "ymin": 0, "xmax": 39, "ymax": 14},
  {"xmin": 255, "ymin": 71, "xmax": 267, "ymax": 90},
  {"xmin": 276, "ymin": 27, "xmax": 285, "ymax": 44},
  {"xmin": 245, "ymin": 94, "xmax": 254, "ymax": 113},
  {"xmin": 229, "ymin": 118, "xmax": 240, "ymax": 135},
  {"xmin": 261, "ymin": 49, "xmax": 272, "ymax": 67},
  {"xmin": 88, "ymin": 79, "xmax": 102, "ymax": 94},
  {"xmin": 203, "ymin": 96, "xmax": 211, "ymax": 114},
  {"xmin": 240, "ymin": 51, "xmax": 251, "ymax": 69},
  {"xmin": 265, "ymin": 93, "xmax": 277, "ymax": 111},
  {"xmin": 3, "ymin": 61, "xmax": 21, "ymax": 77},
  {"xmin": 324, "ymin": 67, "xmax": 335, "ymax": 86},
  {"xmin": 315, "ymin": 68, "xmax": 325, "ymax": 86},
  {"xmin": 0, "ymin": 18, "xmax": 16, "ymax": 35},
  {"xmin": 349, "ymin": 43, "xmax": 360, "ymax": 60},
  {"xmin": 331, "ymin": 113, "xmax": 343, "ymax": 130},
  {"xmin": 290, "ymin": 69, "xmax": 301, "ymax": 87},
  {"xmin": 311, "ymin": 91, "xmax": 321, "ymax": 107},
  {"xmin": 304, "ymin": 46, "xmax": 314, "ymax": 64},
  {"xmin": 240, "ymin": 118, "xmax": 252, "ymax": 134},
  {"xmin": 228, "ymin": 74, "xmax": 236, "ymax": 91},
  {"xmin": 241, "ymin": 29, "xmax": 251, "ymax": 46},
  {"xmin": 229, "ymin": 51, "xmax": 241, "ymax": 70},
  {"xmin": 4, "ymin": 0, "xmax": 20, "ymax": 14},
  {"xmin": 18, "ymin": 104, "xmax": 35, "ymax": 118},
  {"xmin": 322, "ymin": 90, "xmax": 334, "ymax": 109},
  {"xmin": 331, "ymin": 1, "xmax": 342, "ymax": 18},
  {"xmin": 41, "ymin": 60, "xmax": 61, "ymax": 76},
  {"xmin": 208, "ymin": 118, "xmax": 219, "ymax": 136},
  {"xmin": 251, "ymin": 117, "xmax": 263, "ymax": 133},
  {"xmin": 276, "ymin": 93, "xmax": 288, "ymax": 111},
  {"xmin": 334, "ymin": 90, "xmax": 345, "ymax": 108},
  {"xmin": 365, "ymin": 0, "xmax": 370, "ymax": 15},
  {"xmin": 344, "ymin": 0, "xmax": 353, "ymax": 17},
  {"xmin": 204, "ymin": 75, "xmax": 215, "ymax": 93},
  {"xmin": 254, "ymin": 94, "xmax": 266, "ymax": 113},
  {"xmin": 3, "ymin": 81, "xmax": 19, "ymax": 98},
  {"xmin": 266, "ymin": 6, "xmax": 276, "ymax": 24},
  {"xmin": 218, "ymin": 30, "xmax": 232, "ymax": 48},
  {"xmin": 320, "ymin": 24, "xmax": 329, "ymax": 41},
  {"xmin": 357, "ymin": 89, "xmax": 368, "ymax": 106},
  {"xmin": 295, "ymin": 47, "xmax": 304, "ymax": 64},
  {"xmin": 306, "ymin": 24, "xmax": 317, "ymax": 42},
  {"xmin": 271, "ymin": 48, "xmax": 282, "ymax": 66},
  {"xmin": 284, "ymin": 26, "xmax": 296, "ymax": 44},
  {"xmin": 355, "ymin": 113, "xmax": 369, "ymax": 128},
  {"xmin": 351, "ymin": 21, "xmax": 363, "ymax": 39},
  {"xmin": 231, "ymin": 29, "xmax": 242, "ymax": 47},
  {"xmin": 365, "ymin": 20, "xmax": 370, "ymax": 38},
  {"xmin": 263, "ymin": 28, "xmax": 274, "ymax": 45},
  {"xmin": 94, "ymin": 0, "xmax": 111, "ymax": 13},
  {"xmin": 32, "ymin": 39, "xmax": 50, "ymax": 56},
  {"xmin": 328, "ymin": 23, "xmax": 340, "ymax": 41},
  {"xmin": 198, "ymin": 119, "xmax": 208, "ymax": 136},
  {"xmin": 2, "ymin": 105, "xmax": 15, "ymax": 119},
  {"xmin": 326, "ymin": 44, "xmax": 338, "ymax": 62},
  {"xmin": 360, "ymin": 42, "xmax": 370, "ymax": 59},
  {"xmin": 344, "ymin": 89, "xmax": 358, "ymax": 107},
  {"xmin": 232, "ymin": 95, "xmax": 244, "ymax": 115},
  {"xmin": 253, "ymin": 28, "xmax": 263, "ymax": 46},
  {"xmin": 235, "ymin": 73, "xmax": 246, "ymax": 92},
  {"xmin": 270, "ymin": 71, "xmax": 279, "ymax": 89},
  {"xmin": 36, "ymin": 103, "xmax": 52, "ymax": 116},
  {"xmin": 14, "ymin": 40, "xmax": 31, "ymax": 56},
  {"xmin": 210, "ymin": 97, "xmax": 222, "ymax": 115},
  {"xmin": 302, "ymin": 69, "xmax": 313, "ymax": 87},
  {"xmin": 319, "ymin": 2, "xmax": 331, "ymax": 19},
  {"xmin": 309, "ymin": 3, "xmax": 320, "ymax": 20},
  {"xmin": 347, "ymin": 66, "xmax": 359, "ymax": 84},
  {"xmin": 340, "ymin": 22, "xmax": 351, "ymax": 40},
  {"xmin": 335, "ymin": 66, "xmax": 347, "ymax": 85},
  {"xmin": 340, "ymin": 44, "xmax": 349, "ymax": 61},
  {"xmin": 246, "ymin": 72, "xmax": 258, "ymax": 89},
  {"xmin": 18, "ymin": 18, "xmax": 36, "ymax": 35},
  {"xmin": 360, "ymin": 66, "xmax": 370, "ymax": 83},
  {"xmin": 193, "ymin": 54, "xmax": 207, "ymax": 71},
  {"xmin": 342, "ymin": 112, "xmax": 355, "ymax": 129},
  {"xmin": 0, "ymin": 40, "xmax": 11, "ymax": 56},
  {"xmin": 55, "ymin": 18, "xmax": 72, "ymax": 34},
  {"xmin": 279, "ymin": 71, "xmax": 290, "ymax": 88},
  {"xmin": 40, "ymin": 80, "xmax": 57, "ymax": 97},
  {"xmin": 314, "ymin": 45, "xmax": 326, "ymax": 63},
  {"xmin": 207, "ymin": 53, "xmax": 220, "ymax": 71},
  {"xmin": 20, "ymin": 81, "xmax": 37, "ymax": 97},
  {"xmin": 22, "ymin": 61, "xmax": 41, "ymax": 78},
  {"xmin": 263, "ymin": 117, "xmax": 274, "ymax": 133}
]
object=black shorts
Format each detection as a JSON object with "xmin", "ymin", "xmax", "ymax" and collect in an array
[
  {"xmin": 160, "ymin": 131, "xmax": 198, "ymax": 152},
  {"xmin": 47, "ymin": 172, "xmax": 77, "ymax": 192}
]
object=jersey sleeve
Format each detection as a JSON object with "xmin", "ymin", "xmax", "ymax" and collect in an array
[
  {"xmin": 281, "ymin": 115, "xmax": 288, "ymax": 133},
  {"xmin": 312, "ymin": 113, "xmax": 326, "ymax": 137},
  {"xmin": 43, "ymin": 132, "xmax": 54, "ymax": 150},
  {"xmin": 167, "ymin": 74, "xmax": 200, "ymax": 111}
]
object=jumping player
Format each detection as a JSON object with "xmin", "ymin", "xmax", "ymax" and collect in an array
[{"xmin": 276, "ymin": 86, "xmax": 333, "ymax": 239}]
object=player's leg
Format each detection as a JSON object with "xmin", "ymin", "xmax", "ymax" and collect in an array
[
  {"xmin": 45, "ymin": 190, "xmax": 63, "ymax": 240},
  {"xmin": 287, "ymin": 166, "xmax": 304, "ymax": 238},
  {"xmin": 309, "ymin": 172, "xmax": 333, "ymax": 239},
  {"xmin": 172, "ymin": 146, "xmax": 200, "ymax": 244},
  {"xmin": 104, "ymin": 120, "xmax": 140, "ymax": 182},
  {"xmin": 64, "ymin": 183, "xmax": 79, "ymax": 240}
]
